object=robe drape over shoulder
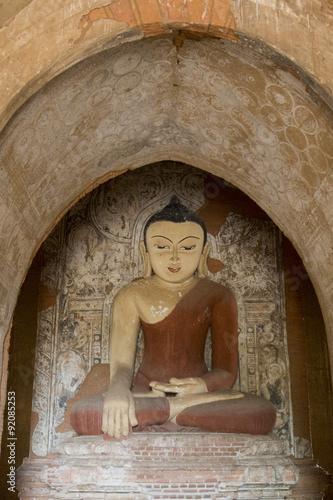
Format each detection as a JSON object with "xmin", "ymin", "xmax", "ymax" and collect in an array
[{"xmin": 133, "ymin": 278, "xmax": 239, "ymax": 392}]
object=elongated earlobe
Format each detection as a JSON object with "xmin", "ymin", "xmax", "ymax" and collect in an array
[
  {"xmin": 198, "ymin": 242, "xmax": 211, "ymax": 278},
  {"xmin": 140, "ymin": 241, "xmax": 152, "ymax": 278}
]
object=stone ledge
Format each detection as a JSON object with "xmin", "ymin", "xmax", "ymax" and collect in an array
[
  {"xmin": 56, "ymin": 433, "xmax": 289, "ymax": 459},
  {"xmin": 17, "ymin": 433, "xmax": 299, "ymax": 499}
]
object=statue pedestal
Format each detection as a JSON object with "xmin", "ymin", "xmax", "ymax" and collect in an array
[{"xmin": 17, "ymin": 433, "xmax": 299, "ymax": 499}]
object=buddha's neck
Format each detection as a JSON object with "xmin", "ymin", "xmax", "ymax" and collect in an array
[{"xmin": 150, "ymin": 275, "xmax": 200, "ymax": 292}]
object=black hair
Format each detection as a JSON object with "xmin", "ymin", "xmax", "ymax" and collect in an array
[{"xmin": 143, "ymin": 196, "xmax": 207, "ymax": 248}]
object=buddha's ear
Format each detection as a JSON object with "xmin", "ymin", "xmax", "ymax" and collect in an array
[
  {"xmin": 140, "ymin": 241, "xmax": 152, "ymax": 278},
  {"xmin": 198, "ymin": 241, "xmax": 211, "ymax": 279}
]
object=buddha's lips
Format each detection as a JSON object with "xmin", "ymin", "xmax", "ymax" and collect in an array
[{"xmin": 168, "ymin": 267, "xmax": 181, "ymax": 273}]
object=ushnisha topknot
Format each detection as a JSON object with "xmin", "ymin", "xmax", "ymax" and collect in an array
[{"xmin": 143, "ymin": 196, "xmax": 207, "ymax": 249}]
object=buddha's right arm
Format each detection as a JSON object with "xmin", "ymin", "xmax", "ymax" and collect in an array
[{"xmin": 102, "ymin": 287, "xmax": 140, "ymax": 438}]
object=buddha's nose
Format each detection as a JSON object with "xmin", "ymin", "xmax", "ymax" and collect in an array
[{"xmin": 170, "ymin": 246, "xmax": 180, "ymax": 263}]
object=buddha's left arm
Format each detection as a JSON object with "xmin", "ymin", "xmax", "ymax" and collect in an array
[{"xmin": 202, "ymin": 287, "xmax": 239, "ymax": 391}]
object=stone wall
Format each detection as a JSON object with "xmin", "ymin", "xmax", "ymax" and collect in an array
[{"xmin": 18, "ymin": 434, "xmax": 300, "ymax": 499}]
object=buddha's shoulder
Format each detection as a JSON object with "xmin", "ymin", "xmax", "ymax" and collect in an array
[
  {"xmin": 113, "ymin": 277, "xmax": 151, "ymax": 300},
  {"xmin": 198, "ymin": 278, "xmax": 235, "ymax": 298}
]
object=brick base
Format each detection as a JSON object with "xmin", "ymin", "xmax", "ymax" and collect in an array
[{"xmin": 17, "ymin": 433, "xmax": 299, "ymax": 499}]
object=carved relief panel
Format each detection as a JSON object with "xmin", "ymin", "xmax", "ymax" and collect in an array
[{"xmin": 31, "ymin": 163, "xmax": 292, "ymax": 456}]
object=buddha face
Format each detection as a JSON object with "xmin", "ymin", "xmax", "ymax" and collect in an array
[{"xmin": 145, "ymin": 221, "xmax": 205, "ymax": 283}]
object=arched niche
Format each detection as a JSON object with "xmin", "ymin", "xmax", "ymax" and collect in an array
[
  {"xmin": 0, "ymin": 34, "xmax": 333, "ymax": 411},
  {"xmin": 30, "ymin": 163, "xmax": 291, "ymax": 452},
  {"xmin": 3, "ymin": 162, "xmax": 332, "ymax": 493}
]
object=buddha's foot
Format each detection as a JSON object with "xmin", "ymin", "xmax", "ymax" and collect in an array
[{"xmin": 167, "ymin": 389, "xmax": 244, "ymax": 423}]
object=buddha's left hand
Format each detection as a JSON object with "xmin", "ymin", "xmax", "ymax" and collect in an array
[{"xmin": 149, "ymin": 377, "xmax": 208, "ymax": 396}]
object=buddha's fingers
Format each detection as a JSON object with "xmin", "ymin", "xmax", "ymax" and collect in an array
[
  {"xmin": 169, "ymin": 377, "xmax": 198, "ymax": 385},
  {"xmin": 101, "ymin": 407, "xmax": 109, "ymax": 434},
  {"xmin": 149, "ymin": 381, "xmax": 171, "ymax": 393},
  {"xmin": 121, "ymin": 410, "xmax": 129, "ymax": 437},
  {"xmin": 107, "ymin": 410, "xmax": 115, "ymax": 437},
  {"xmin": 114, "ymin": 409, "xmax": 121, "ymax": 439},
  {"xmin": 128, "ymin": 399, "xmax": 139, "ymax": 427},
  {"xmin": 150, "ymin": 377, "xmax": 206, "ymax": 395}
]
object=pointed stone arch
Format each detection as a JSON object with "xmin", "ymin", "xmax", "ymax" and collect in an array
[{"xmin": 0, "ymin": 31, "xmax": 332, "ymax": 412}]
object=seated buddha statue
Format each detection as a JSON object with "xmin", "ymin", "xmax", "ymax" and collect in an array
[{"xmin": 70, "ymin": 196, "xmax": 276, "ymax": 439}]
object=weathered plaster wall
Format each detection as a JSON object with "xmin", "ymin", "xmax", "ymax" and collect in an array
[
  {"xmin": 0, "ymin": 0, "xmax": 33, "ymax": 28},
  {"xmin": 232, "ymin": 0, "xmax": 333, "ymax": 94},
  {"xmin": 1, "ymin": 0, "xmax": 333, "ymax": 134}
]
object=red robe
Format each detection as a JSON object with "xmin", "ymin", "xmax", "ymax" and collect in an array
[
  {"xmin": 70, "ymin": 279, "xmax": 276, "ymax": 436},
  {"xmin": 133, "ymin": 278, "xmax": 238, "ymax": 392}
]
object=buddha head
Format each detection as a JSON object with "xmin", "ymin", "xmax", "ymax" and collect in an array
[{"xmin": 140, "ymin": 196, "xmax": 210, "ymax": 282}]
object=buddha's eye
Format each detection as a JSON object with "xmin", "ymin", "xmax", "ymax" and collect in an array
[
  {"xmin": 180, "ymin": 245, "xmax": 195, "ymax": 251},
  {"xmin": 154, "ymin": 244, "xmax": 170, "ymax": 250}
]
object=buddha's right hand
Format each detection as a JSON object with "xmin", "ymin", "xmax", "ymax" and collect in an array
[{"xmin": 102, "ymin": 387, "xmax": 138, "ymax": 439}]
